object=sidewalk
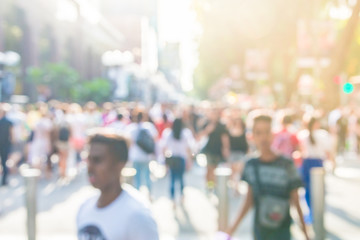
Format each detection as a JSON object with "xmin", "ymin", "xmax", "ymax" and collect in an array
[{"xmin": 0, "ymin": 160, "xmax": 359, "ymax": 240}]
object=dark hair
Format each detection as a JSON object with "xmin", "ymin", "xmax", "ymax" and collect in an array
[
  {"xmin": 308, "ymin": 117, "xmax": 318, "ymax": 145},
  {"xmin": 253, "ymin": 115, "xmax": 272, "ymax": 128},
  {"xmin": 162, "ymin": 113, "xmax": 168, "ymax": 123},
  {"xmin": 282, "ymin": 115, "xmax": 293, "ymax": 125},
  {"xmin": 136, "ymin": 112, "xmax": 144, "ymax": 123},
  {"xmin": 89, "ymin": 133, "xmax": 129, "ymax": 162},
  {"xmin": 172, "ymin": 118, "xmax": 183, "ymax": 140},
  {"xmin": 117, "ymin": 113, "xmax": 124, "ymax": 121}
]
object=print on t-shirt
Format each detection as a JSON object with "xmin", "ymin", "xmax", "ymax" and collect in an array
[{"xmin": 78, "ymin": 225, "xmax": 106, "ymax": 240}]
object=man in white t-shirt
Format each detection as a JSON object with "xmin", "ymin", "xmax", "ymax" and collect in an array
[{"xmin": 77, "ymin": 132, "xmax": 159, "ymax": 240}]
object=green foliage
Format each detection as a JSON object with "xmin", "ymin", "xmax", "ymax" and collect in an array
[
  {"xmin": 27, "ymin": 63, "xmax": 111, "ymax": 103},
  {"xmin": 71, "ymin": 78, "xmax": 111, "ymax": 104},
  {"xmin": 27, "ymin": 63, "xmax": 80, "ymax": 101},
  {"xmin": 192, "ymin": 0, "xmax": 301, "ymax": 99}
]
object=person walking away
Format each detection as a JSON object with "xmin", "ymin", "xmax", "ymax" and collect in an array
[
  {"xmin": 77, "ymin": 132, "xmax": 159, "ymax": 240},
  {"xmin": 297, "ymin": 116, "xmax": 334, "ymax": 224},
  {"xmin": 227, "ymin": 114, "xmax": 309, "ymax": 240},
  {"xmin": 67, "ymin": 104, "xmax": 86, "ymax": 165},
  {"xmin": 227, "ymin": 116, "xmax": 248, "ymax": 195},
  {"xmin": 27, "ymin": 105, "xmax": 53, "ymax": 175},
  {"xmin": 0, "ymin": 104, "xmax": 13, "ymax": 186},
  {"xmin": 56, "ymin": 120, "xmax": 71, "ymax": 179},
  {"xmin": 127, "ymin": 111, "xmax": 158, "ymax": 198},
  {"xmin": 161, "ymin": 118, "xmax": 195, "ymax": 207}
]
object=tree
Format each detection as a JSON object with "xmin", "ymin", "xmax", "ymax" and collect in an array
[
  {"xmin": 322, "ymin": 0, "xmax": 360, "ymax": 110},
  {"xmin": 27, "ymin": 62, "xmax": 80, "ymax": 101}
]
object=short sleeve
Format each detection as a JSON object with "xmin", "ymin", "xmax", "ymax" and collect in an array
[
  {"xmin": 287, "ymin": 161, "xmax": 303, "ymax": 191},
  {"xmin": 127, "ymin": 210, "xmax": 159, "ymax": 240},
  {"xmin": 241, "ymin": 160, "xmax": 254, "ymax": 185}
]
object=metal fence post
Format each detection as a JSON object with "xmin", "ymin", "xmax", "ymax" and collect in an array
[
  {"xmin": 21, "ymin": 168, "xmax": 41, "ymax": 240},
  {"xmin": 311, "ymin": 167, "xmax": 326, "ymax": 240},
  {"xmin": 215, "ymin": 167, "xmax": 232, "ymax": 232}
]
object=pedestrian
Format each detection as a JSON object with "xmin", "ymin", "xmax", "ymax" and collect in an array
[
  {"xmin": 127, "ymin": 111, "xmax": 158, "ymax": 197},
  {"xmin": 161, "ymin": 118, "xmax": 194, "ymax": 207},
  {"xmin": 227, "ymin": 115, "xmax": 248, "ymax": 195},
  {"xmin": 227, "ymin": 114, "xmax": 309, "ymax": 240},
  {"xmin": 0, "ymin": 104, "xmax": 13, "ymax": 186},
  {"xmin": 56, "ymin": 119, "xmax": 71, "ymax": 179},
  {"xmin": 198, "ymin": 107, "xmax": 230, "ymax": 192},
  {"xmin": 77, "ymin": 132, "xmax": 159, "ymax": 239},
  {"xmin": 27, "ymin": 104, "xmax": 53, "ymax": 175},
  {"xmin": 107, "ymin": 109, "xmax": 128, "ymax": 132},
  {"xmin": 272, "ymin": 115, "xmax": 299, "ymax": 159},
  {"xmin": 297, "ymin": 116, "xmax": 334, "ymax": 223}
]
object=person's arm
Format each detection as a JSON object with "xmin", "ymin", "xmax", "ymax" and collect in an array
[
  {"xmin": 290, "ymin": 189, "xmax": 310, "ymax": 240},
  {"xmin": 221, "ymin": 133, "xmax": 230, "ymax": 160},
  {"xmin": 226, "ymin": 185, "xmax": 254, "ymax": 236},
  {"xmin": 9, "ymin": 125, "xmax": 14, "ymax": 144},
  {"xmin": 196, "ymin": 122, "xmax": 215, "ymax": 140}
]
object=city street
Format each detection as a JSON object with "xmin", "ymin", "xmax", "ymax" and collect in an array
[{"xmin": 0, "ymin": 155, "xmax": 359, "ymax": 240}]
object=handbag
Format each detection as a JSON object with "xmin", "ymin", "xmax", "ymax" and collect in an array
[{"xmin": 254, "ymin": 161, "xmax": 289, "ymax": 229}]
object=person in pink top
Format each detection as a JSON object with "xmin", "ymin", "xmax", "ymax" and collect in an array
[{"xmin": 272, "ymin": 115, "xmax": 299, "ymax": 160}]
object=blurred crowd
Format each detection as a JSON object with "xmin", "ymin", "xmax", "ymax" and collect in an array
[{"xmin": 0, "ymin": 101, "xmax": 357, "ymax": 195}]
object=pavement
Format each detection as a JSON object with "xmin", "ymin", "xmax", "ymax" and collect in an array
[{"xmin": 0, "ymin": 154, "xmax": 360, "ymax": 240}]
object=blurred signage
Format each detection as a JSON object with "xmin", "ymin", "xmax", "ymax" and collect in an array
[
  {"xmin": 244, "ymin": 49, "xmax": 269, "ymax": 81},
  {"xmin": 297, "ymin": 19, "xmax": 336, "ymax": 68}
]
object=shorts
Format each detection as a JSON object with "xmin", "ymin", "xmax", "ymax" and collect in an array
[
  {"xmin": 205, "ymin": 154, "xmax": 223, "ymax": 167},
  {"xmin": 229, "ymin": 151, "xmax": 246, "ymax": 163}
]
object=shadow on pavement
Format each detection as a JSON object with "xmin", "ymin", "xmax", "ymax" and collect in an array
[{"xmin": 327, "ymin": 205, "xmax": 360, "ymax": 228}]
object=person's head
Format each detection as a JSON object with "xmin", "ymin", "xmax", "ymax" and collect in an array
[
  {"xmin": 208, "ymin": 107, "xmax": 222, "ymax": 122},
  {"xmin": 87, "ymin": 132, "xmax": 130, "ymax": 191},
  {"xmin": 252, "ymin": 114, "xmax": 273, "ymax": 152},
  {"xmin": 282, "ymin": 115, "xmax": 293, "ymax": 127},
  {"xmin": 136, "ymin": 111, "xmax": 144, "ymax": 123},
  {"xmin": 117, "ymin": 113, "xmax": 124, "ymax": 121},
  {"xmin": 84, "ymin": 101, "xmax": 98, "ymax": 112},
  {"xmin": 162, "ymin": 113, "xmax": 168, "ymax": 123},
  {"xmin": 231, "ymin": 116, "xmax": 245, "ymax": 131},
  {"xmin": 172, "ymin": 118, "xmax": 183, "ymax": 140}
]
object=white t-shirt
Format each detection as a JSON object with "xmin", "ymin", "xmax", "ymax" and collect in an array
[
  {"xmin": 107, "ymin": 121, "xmax": 126, "ymax": 132},
  {"xmin": 298, "ymin": 129, "xmax": 332, "ymax": 159},
  {"xmin": 77, "ymin": 188, "xmax": 159, "ymax": 240},
  {"xmin": 127, "ymin": 122, "xmax": 158, "ymax": 162},
  {"xmin": 160, "ymin": 128, "xmax": 195, "ymax": 160}
]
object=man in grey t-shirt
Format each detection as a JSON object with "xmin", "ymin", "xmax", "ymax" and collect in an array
[{"xmin": 227, "ymin": 115, "xmax": 309, "ymax": 240}]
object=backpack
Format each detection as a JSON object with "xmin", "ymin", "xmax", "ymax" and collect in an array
[
  {"xmin": 58, "ymin": 125, "xmax": 70, "ymax": 142},
  {"xmin": 136, "ymin": 128, "xmax": 155, "ymax": 154}
]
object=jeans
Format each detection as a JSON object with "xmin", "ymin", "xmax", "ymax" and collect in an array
[
  {"xmin": 302, "ymin": 158, "xmax": 323, "ymax": 217},
  {"xmin": 133, "ymin": 161, "xmax": 152, "ymax": 192},
  {"xmin": 1, "ymin": 149, "xmax": 10, "ymax": 185},
  {"xmin": 169, "ymin": 157, "xmax": 186, "ymax": 200}
]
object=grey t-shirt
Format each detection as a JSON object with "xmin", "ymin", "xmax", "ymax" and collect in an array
[{"xmin": 242, "ymin": 156, "xmax": 303, "ymax": 240}]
